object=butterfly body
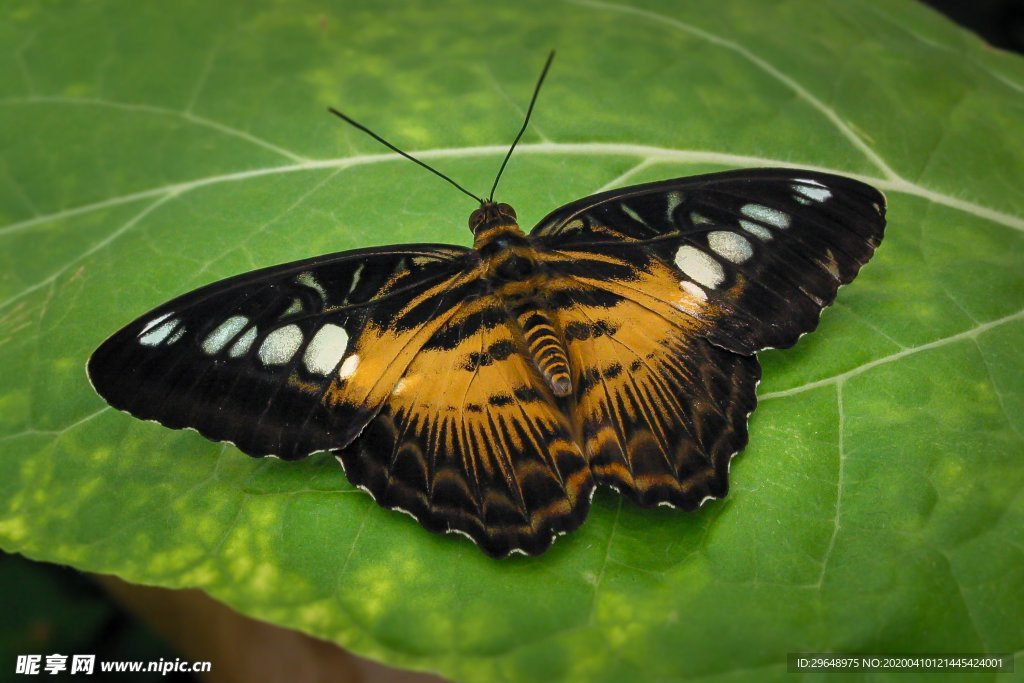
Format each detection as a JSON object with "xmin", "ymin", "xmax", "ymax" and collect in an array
[
  {"xmin": 472, "ymin": 204, "xmax": 575, "ymax": 398},
  {"xmin": 89, "ymin": 168, "xmax": 886, "ymax": 557}
]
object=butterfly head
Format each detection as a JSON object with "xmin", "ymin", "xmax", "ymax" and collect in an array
[{"xmin": 469, "ymin": 201, "xmax": 518, "ymax": 235}]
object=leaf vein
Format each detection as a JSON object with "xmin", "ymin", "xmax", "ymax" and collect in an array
[
  {"xmin": 2, "ymin": 143, "xmax": 1020, "ymax": 241},
  {"xmin": 759, "ymin": 309, "xmax": 1024, "ymax": 401},
  {"xmin": 567, "ymin": 0, "xmax": 901, "ymax": 180}
]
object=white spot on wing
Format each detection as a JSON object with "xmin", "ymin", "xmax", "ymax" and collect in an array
[
  {"xmin": 338, "ymin": 354, "xmax": 360, "ymax": 380},
  {"xmin": 201, "ymin": 316, "xmax": 249, "ymax": 355},
  {"xmin": 620, "ymin": 203, "xmax": 649, "ymax": 228},
  {"xmin": 258, "ymin": 325, "xmax": 303, "ymax": 365},
  {"xmin": 791, "ymin": 180, "xmax": 832, "ymax": 203},
  {"xmin": 303, "ymin": 324, "xmax": 349, "ymax": 375},
  {"xmin": 679, "ymin": 280, "xmax": 708, "ymax": 302},
  {"xmin": 739, "ymin": 220, "xmax": 773, "ymax": 241},
  {"xmin": 741, "ymin": 203, "xmax": 790, "ymax": 229},
  {"xmin": 229, "ymin": 326, "xmax": 257, "ymax": 358},
  {"xmin": 674, "ymin": 246, "xmax": 724, "ymax": 288},
  {"xmin": 707, "ymin": 231, "xmax": 753, "ymax": 264},
  {"xmin": 139, "ymin": 318, "xmax": 181, "ymax": 346},
  {"xmin": 666, "ymin": 191, "xmax": 684, "ymax": 222},
  {"xmin": 296, "ymin": 272, "xmax": 327, "ymax": 301},
  {"xmin": 140, "ymin": 312, "xmax": 173, "ymax": 335},
  {"xmin": 347, "ymin": 262, "xmax": 364, "ymax": 295}
]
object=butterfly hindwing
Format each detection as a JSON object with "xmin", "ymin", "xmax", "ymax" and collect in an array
[
  {"xmin": 338, "ymin": 294, "xmax": 594, "ymax": 557},
  {"xmin": 88, "ymin": 245, "xmax": 475, "ymax": 459},
  {"xmin": 533, "ymin": 168, "xmax": 886, "ymax": 352},
  {"xmin": 554, "ymin": 289, "xmax": 760, "ymax": 508}
]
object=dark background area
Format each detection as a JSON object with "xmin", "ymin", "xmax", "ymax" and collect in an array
[
  {"xmin": 2, "ymin": 1, "xmax": 1020, "ymax": 682},
  {"xmin": 1, "ymin": 555, "xmax": 198, "ymax": 681},
  {"xmin": 925, "ymin": 0, "xmax": 1024, "ymax": 53}
]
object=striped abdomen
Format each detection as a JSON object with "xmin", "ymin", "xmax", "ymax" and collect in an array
[{"xmin": 516, "ymin": 307, "xmax": 572, "ymax": 397}]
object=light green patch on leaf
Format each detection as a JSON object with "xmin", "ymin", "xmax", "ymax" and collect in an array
[{"xmin": 1, "ymin": 1, "xmax": 1021, "ymax": 681}]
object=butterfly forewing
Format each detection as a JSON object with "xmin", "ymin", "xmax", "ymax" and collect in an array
[
  {"xmin": 88, "ymin": 245, "xmax": 473, "ymax": 459},
  {"xmin": 532, "ymin": 168, "xmax": 886, "ymax": 353}
]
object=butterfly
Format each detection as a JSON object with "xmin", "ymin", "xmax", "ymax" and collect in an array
[{"xmin": 87, "ymin": 53, "xmax": 886, "ymax": 557}]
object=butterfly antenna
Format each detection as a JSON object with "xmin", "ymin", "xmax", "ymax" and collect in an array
[
  {"xmin": 488, "ymin": 50, "xmax": 555, "ymax": 202},
  {"xmin": 327, "ymin": 107, "xmax": 484, "ymax": 204}
]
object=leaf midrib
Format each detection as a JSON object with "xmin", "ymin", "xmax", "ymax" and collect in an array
[{"xmin": 3, "ymin": 139, "xmax": 1022, "ymax": 243}]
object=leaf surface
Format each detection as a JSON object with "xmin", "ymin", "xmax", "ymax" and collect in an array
[{"xmin": 1, "ymin": 1, "xmax": 1021, "ymax": 680}]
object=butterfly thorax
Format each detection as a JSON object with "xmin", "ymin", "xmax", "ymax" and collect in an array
[{"xmin": 471, "ymin": 209, "xmax": 574, "ymax": 398}]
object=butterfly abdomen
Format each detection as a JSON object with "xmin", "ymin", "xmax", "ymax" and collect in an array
[{"xmin": 513, "ymin": 306, "xmax": 573, "ymax": 398}]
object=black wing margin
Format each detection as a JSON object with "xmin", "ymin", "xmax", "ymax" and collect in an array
[
  {"xmin": 531, "ymin": 168, "xmax": 886, "ymax": 353},
  {"xmin": 87, "ymin": 244, "xmax": 474, "ymax": 459}
]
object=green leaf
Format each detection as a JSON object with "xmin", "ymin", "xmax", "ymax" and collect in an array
[{"xmin": 2, "ymin": 0, "xmax": 1021, "ymax": 680}]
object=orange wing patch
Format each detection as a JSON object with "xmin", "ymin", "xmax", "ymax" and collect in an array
[
  {"xmin": 544, "ymin": 245, "xmax": 728, "ymax": 330},
  {"xmin": 337, "ymin": 297, "xmax": 593, "ymax": 557},
  {"xmin": 557, "ymin": 280, "xmax": 760, "ymax": 510},
  {"xmin": 323, "ymin": 269, "xmax": 482, "ymax": 413}
]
